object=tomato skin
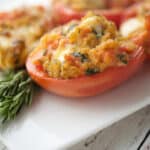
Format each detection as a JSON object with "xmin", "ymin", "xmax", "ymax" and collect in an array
[
  {"xmin": 26, "ymin": 47, "xmax": 145, "ymax": 98},
  {"xmin": 122, "ymin": 4, "xmax": 138, "ymax": 21},
  {"xmin": 129, "ymin": 31, "xmax": 150, "ymax": 61},
  {"xmin": 145, "ymin": 15, "xmax": 150, "ymax": 55},
  {"xmin": 52, "ymin": 2, "xmax": 123, "ymax": 28},
  {"xmin": 133, "ymin": 34, "xmax": 150, "ymax": 61}
]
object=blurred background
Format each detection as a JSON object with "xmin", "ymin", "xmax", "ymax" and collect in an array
[{"xmin": 0, "ymin": 0, "xmax": 50, "ymax": 11}]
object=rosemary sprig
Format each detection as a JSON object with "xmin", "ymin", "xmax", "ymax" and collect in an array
[{"xmin": 0, "ymin": 70, "xmax": 34, "ymax": 123}]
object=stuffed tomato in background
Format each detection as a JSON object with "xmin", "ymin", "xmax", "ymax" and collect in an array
[
  {"xmin": 0, "ymin": 6, "xmax": 54, "ymax": 70},
  {"xmin": 121, "ymin": 11, "xmax": 150, "ymax": 60},
  {"xmin": 26, "ymin": 13, "xmax": 145, "ymax": 97},
  {"xmin": 51, "ymin": 0, "xmax": 141, "ymax": 28}
]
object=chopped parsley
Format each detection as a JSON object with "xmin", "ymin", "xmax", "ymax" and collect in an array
[
  {"xmin": 117, "ymin": 54, "xmax": 128, "ymax": 64},
  {"xmin": 72, "ymin": 52, "xmax": 88, "ymax": 62},
  {"xmin": 92, "ymin": 27, "xmax": 104, "ymax": 39},
  {"xmin": 86, "ymin": 68, "xmax": 100, "ymax": 75},
  {"xmin": 62, "ymin": 23, "xmax": 78, "ymax": 35},
  {"xmin": 43, "ymin": 49, "xmax": 48, "ymax": 56},
  {"xmin": 67, "ymin": 23, "xmax": 78, "ymax": 32}
]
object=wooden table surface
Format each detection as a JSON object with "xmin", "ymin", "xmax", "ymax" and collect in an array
[
  {"xmin": 68, "ymin": 105, "xmax": 150, "ymax": 150},
  {"xmin": 0, "ymin": 106, "xmax": 149, "ymax": 150}
]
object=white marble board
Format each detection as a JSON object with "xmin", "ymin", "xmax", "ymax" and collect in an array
[{"xmin": 0, "ymin": 1, "xmax": 149, "ymax": 150}]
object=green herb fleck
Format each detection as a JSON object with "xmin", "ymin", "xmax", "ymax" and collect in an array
[
  {"xmin": 117, "ymin": 54, "xmax": 128, "ymax": 64},
  {"xmin": 67, "ymin": 23, "xmax": 78, "ymax": 32},
  {"xmin": 92, "ymin": 27, "xmax": 103, "ymax": 39},
  {"xmin": 62, "ymin": 23, "xmax": 78, "ymax": 35},
  {"xmin": 72, "ymin": 52, "xmax": 88, "ymax": 62},
  {"xmin": 43, "ymin": 49, "xmax": 48, "ymax": 56},
  {"xmin": 86, "ymin": 68, "xmax": 100, "ymax": 75}
]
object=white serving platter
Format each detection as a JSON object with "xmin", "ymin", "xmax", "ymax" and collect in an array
[{"xmin": 0, "ymin": 1, "xmax": 149, "ymax": 150}]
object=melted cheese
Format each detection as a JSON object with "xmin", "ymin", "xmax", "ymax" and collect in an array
[
  {"xmin": 120, "ymin": 18, "xmax": 144, "ymax": 37},
  {"xmin": 54, "ymin": 46, "xmax": 71, "ymax": 62}
]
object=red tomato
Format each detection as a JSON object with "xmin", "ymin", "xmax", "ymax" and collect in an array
[
  {"xmin": 144, "ymin": 15, "xmax": 150, "ymax": 60},
  {"xmin": 129, "ymin": 29, "xmax": 150, "ymax": 60},
  {"xmin": 26, "ymin": 46, "xmax": 145, "ymax": 98},
  {"xmin": 121, "ymin": 14, "xmax": 150, "ymax": 60},
  {"xmin": 145, "ymin": 15, "xmax": 150, "ymax": 32},
  {"xmin": 52, "ymin": 2, "xmax": 123, "ymax": 28}
]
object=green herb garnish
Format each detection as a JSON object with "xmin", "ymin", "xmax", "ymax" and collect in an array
[
  {"xmin": 0, "ymin": 70, "xmax": 34, "ymax": 123},
  {"xmin": 86, "ymin": 68, "xmax": 100, "ymax": 75},
  {"xmin": 92, "ymin": 27, "xmax": 103, "ymax": 39},
  {"xmin": 62, "ymin": 23, "xmax": 78, "ymax": 35},
  {"xmin": 68, "ymin": 24, "xmax": 77, "ymax": 31},
  {"xmin": 72, "ymin": 52, "xmax": 88, "ymax": 62},
  {"xmin": 117, "ymin": 54, "xmax": 128, "ymax": 64}
]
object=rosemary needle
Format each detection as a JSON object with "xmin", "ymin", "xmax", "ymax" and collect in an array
[{"xmin": 0, "ymin": 70, "xmax": 34, "ymax": 123}]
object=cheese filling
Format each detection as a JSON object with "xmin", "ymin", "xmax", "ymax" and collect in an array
[
  {"xmin": 37, "ymin": 13, "xmax": 137, "ymax": 79},
  {"xmin": 120, "ymin": 18, "xmax": 144, "ymax": 37}
]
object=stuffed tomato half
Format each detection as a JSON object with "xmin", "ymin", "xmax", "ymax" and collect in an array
[
  {"xmin": 121, "ymin": 12, "xmax": 150, "ymax": 60},
  {"xmin": 0, "ymin": 6, "xmax": 54, "ymax": 70},
  {"xmin": 27, "ymin": 13, "xmax": 145, "ymax": 97},
  {"xmin": 52, "ymin": 0, "xmax": 140, "ymax": 28},
  {"xmin": 121, "ymin": 0, "xmax": 150, "ymax": 60}
]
